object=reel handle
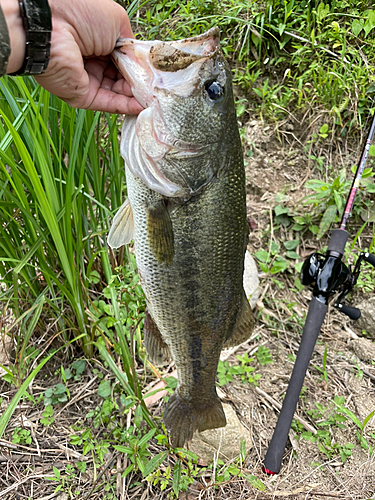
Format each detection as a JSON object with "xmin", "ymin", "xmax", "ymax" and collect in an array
[
  {"xmin": 364, "ymin": 252, "xmax": 375, "ymax": 267},
  {"xmin": 334, "ymin": 303, "xmax": 361, "ymax": 320}
]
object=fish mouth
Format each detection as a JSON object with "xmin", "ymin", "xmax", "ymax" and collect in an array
[
  {"xmin": 111, "ymin": 28, "xmax": 220, "ymax": 108},
  {"xmin": 112, "ymin": 29, "xmax": 222, "ymax": 197}
]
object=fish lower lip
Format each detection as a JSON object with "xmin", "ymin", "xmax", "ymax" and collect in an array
[{"xmin": 115, "ymin": 38, "xmax": 128, "ymax": 47}]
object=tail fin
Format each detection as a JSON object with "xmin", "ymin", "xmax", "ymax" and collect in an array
[{"xmin": 164, "ymin": 391, "xmax": 226, "ymax": 448}]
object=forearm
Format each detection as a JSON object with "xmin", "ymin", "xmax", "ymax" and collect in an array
[{"xmin": 0, "ymin": 0, "xmax": 26, "ymax": 73}]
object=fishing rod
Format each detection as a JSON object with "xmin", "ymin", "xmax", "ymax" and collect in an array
[{"xmin": 262, "ymin": 109, "xmax": 375, "ymax": 475}]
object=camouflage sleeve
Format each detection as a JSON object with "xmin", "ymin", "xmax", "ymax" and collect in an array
[{"xmin": 0, "ymin": 5, "xmax": 11, "ymax": 76}]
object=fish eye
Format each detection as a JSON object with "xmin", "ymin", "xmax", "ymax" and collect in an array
[{"xmin": 204, "ymin": 80, "xmax": 224, "ymax": 101}]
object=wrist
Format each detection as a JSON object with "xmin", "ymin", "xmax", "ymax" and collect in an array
[{"xmin": 1, "ymin": 0, "xmax": 26, "ymax": 73}]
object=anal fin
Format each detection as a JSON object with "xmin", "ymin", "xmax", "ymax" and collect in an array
[
  {"xmin": 108, "ymin": 199, "xmax": 134, "ymax": 249},
  {"xmin": 224, "ymin": 290, "xmax": 254, "ymax": 348},
  {"xmin": 146, "ymin": 200, "xmax": 174, "ymax": 265},
  {"xmin": 144, "ymin": 309, "xmax": 171, "ymax": 365}
]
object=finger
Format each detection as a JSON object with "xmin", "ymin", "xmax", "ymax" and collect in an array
[
  {"xmin": 81, "ymin": 59, "xmax": 144, "ymax": 113},
  {"xmin": 117, "ymin": 6, "xmax": 134, "ymax": 39},
  {"xmin": 111, "ymin": 78, "xmax": 134, "ymax": 97},
  {"xmin": 85, "ymin": 58, "xmax": 134, "ymax": 97},
  {"xmin": 84, "ymin": 88, "xmax": 144, "ymax": 114}
]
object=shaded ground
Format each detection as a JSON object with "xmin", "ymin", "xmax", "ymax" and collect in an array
[{"xmin": 1, "ymin": 118, "xmax": 375, "ymax": 499}]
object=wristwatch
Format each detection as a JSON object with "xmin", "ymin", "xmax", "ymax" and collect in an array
[{"xmin": 10, "ymin": 0, "xmax": 52, "ymax": 76}]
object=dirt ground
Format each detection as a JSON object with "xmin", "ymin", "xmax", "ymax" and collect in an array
[{"xmin": 1, "ymin": 117, "xmax": 375, "ymax": 499}]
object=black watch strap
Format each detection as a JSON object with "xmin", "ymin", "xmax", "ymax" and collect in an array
[{"xmin": 10, "ymin": 0, "xmax": 52, "ymax": 76}]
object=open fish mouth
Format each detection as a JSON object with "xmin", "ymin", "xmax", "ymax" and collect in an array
[
  {"xmin": 113, "ymin": 28, "xmax": 220, "ymax": 108},
  {"xmin": 111, "ymin": 28, "xmax": 224, "ymax": 197}
]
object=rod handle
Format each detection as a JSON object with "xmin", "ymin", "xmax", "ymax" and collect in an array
[{"xmin": 262, "ymin": 297, "xmax": 328, "ymax": 474}]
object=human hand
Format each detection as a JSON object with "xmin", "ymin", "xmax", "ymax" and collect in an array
[{"xmin": 4, "ymin": 0, "xmax": 143, "ymax": 114}]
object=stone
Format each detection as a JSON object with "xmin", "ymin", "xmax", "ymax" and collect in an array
[
  {"xmin": 188, "ymin": 403, "xmax": 251, "ymax": 463},
  {"xmin": 243, "ymin": 250, "xmax": 260, "ymax": 310},
  {"xmin": 351, "ymin": 337, "xmax": 375, "ymax": 362},
  {"xmin": 354, "ymin": 297, "xmax": 375, "ymax": 339}
]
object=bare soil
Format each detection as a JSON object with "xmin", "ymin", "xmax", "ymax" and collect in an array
[{"xmin": 1, "ymin": 118, "xmax": 375, "ymax": 499}]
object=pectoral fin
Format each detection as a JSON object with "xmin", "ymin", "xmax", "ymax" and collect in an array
[
  {"xmin": 108, "ymin": 199, "xmax": 134, "ymax": 249},
  {"xmin": 224, "ymin": 291, "xmax": 254, "ymax": 348},
  {"xmin": 147, "ymin": 200, "xmax": 174, "ymax": 265}
]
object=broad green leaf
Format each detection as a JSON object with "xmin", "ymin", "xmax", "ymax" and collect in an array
[
  {"xmin": 98, "ymin": 379, "xmax": 112, "ymax": 398},
  {"xmin": 275, "ymin": 204, "xmax": 289, "ymax": 216},
  {"xmin": 255, "ymin": 250, "xmax": 270, "ymax": 263},
  {"xmin": 352, "ymin": 18, "xmax": 364, "ymax": 36},
  {"xmin": 284, "ymin": 239, "xmax": 299, "ymax": 250},
  {"xmin": 317, "ymin": 204, "xmax": 337, "ymax": 239},
  {"xmin": 364, "ymin": 10, "xmax": 375, "ymax": 37},
  {"xmin": 286, "ymin": 251, "xmax": 299, "ymax": 260},
  {"xmin": 143, "ymin": 451, "xmax": 168, "ymax": 478},
  {"xmin": 244, "ymin": 474, "xmax": 266, "ymax": 491},
  {"xmin": 173, "ymin": 460, "xmax": 181, "ymax": 496},
  {"xmin": 270, "ymin": 257, "xmax": 288, "ymax": 274}
]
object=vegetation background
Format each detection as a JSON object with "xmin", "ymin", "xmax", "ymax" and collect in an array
[{"xmin": 0, "ymin": 0, "xmax": 375, "ymax": 498}]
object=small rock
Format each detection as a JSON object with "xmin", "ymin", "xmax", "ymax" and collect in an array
[
  {"xmin": 55, "ymin": 494, "xmax": 68, "ymax": 500},
  {"xmin": 355, "ymin": 297, "xmax": 375, "ymax": 339},
  {"xmin": 351, "ymin": 337, "xmax": 375, "ymax": 362},
  {"xmin": 188, "ymin": 403, "xmax": 251, "ymax": 463},
  {"xmin": 243, "ymin": 251, "xmax": 260, "ymax": 310}
]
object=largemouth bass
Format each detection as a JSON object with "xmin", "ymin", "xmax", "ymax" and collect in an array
[{"xmin": 109, "ymin": 28, "xmax": 254, "ymax": 448}]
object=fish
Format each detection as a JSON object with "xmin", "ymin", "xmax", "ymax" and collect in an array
[{"xmin": 109, "ymin": 28, "xmax": 254, "ymax": 448}]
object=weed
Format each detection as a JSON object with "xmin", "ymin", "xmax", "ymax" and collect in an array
[
  {"xmin": 46, "ymin": 464, "xmax": 81, "ymax": 495},
  {"xmin": 144, "ymin": 438, "xmax": 266, "ymax": 497},
  {"xmin": 312, "ymin": 346, "xmax": 329, "ymax": 384},
  {"xmin": 256, "ymin": 346, "xmax": 273, "ymax": 366},
  {"xmin": 12, "ymin": 427, "xmax": 32, "ymax": 445},
  {"xmin": 71, "ymin": 429, "xmax": 111, "ymax": 464},
  {"xmin": 40, "ymin": 404, "xmax": 55, "ymax": 426},
  {"xmin": 44, "ymin": 383, "xmax": 69, "ymax": 406},
  {"xmin": 295, "ymin": 395, "xmax": 375, "ymax": 462},
  {"xmin": 217, "ymin": 352, "xmax": 262, "ymax": 386},
  {"xmin": 62, "ymin": 360, "xmax": 86, "ymax": 382}
]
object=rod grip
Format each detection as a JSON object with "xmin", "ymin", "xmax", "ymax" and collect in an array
[
  {"xmin": 327, "ymin": 229, "xmax": 349, "ymax": 255},
  {"xmin": 263, "ymin": 297, "xmax": 328, "ymax": 474}
]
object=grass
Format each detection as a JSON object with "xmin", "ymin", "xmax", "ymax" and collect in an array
[
  {"xmin": 1, "ymin": 0, "xmax": 375, "ymax": 498},
  {"xmin": 0, "ymin": 75, "xmax": 153, "ymax": 438},
  {"xmin": 136, "ymin": 0, "xmax": 375, "ymax": 127}
]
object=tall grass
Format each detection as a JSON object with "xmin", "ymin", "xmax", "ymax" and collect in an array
[
  {"xmin": 138, "ymin": 0, "xmax": 375, "ymax": 126},
  {"xmin": 0, "ymin": 77, "xmax": 117, "ymax": 352},
  {"xmin": 0, "ymin": 76, "xmax": 154, "ymax": 426}
]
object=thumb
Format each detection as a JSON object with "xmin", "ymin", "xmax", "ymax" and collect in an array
[{"xmin": 116, "ymin": 3, "xmax": 135, "ymax": 41}]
